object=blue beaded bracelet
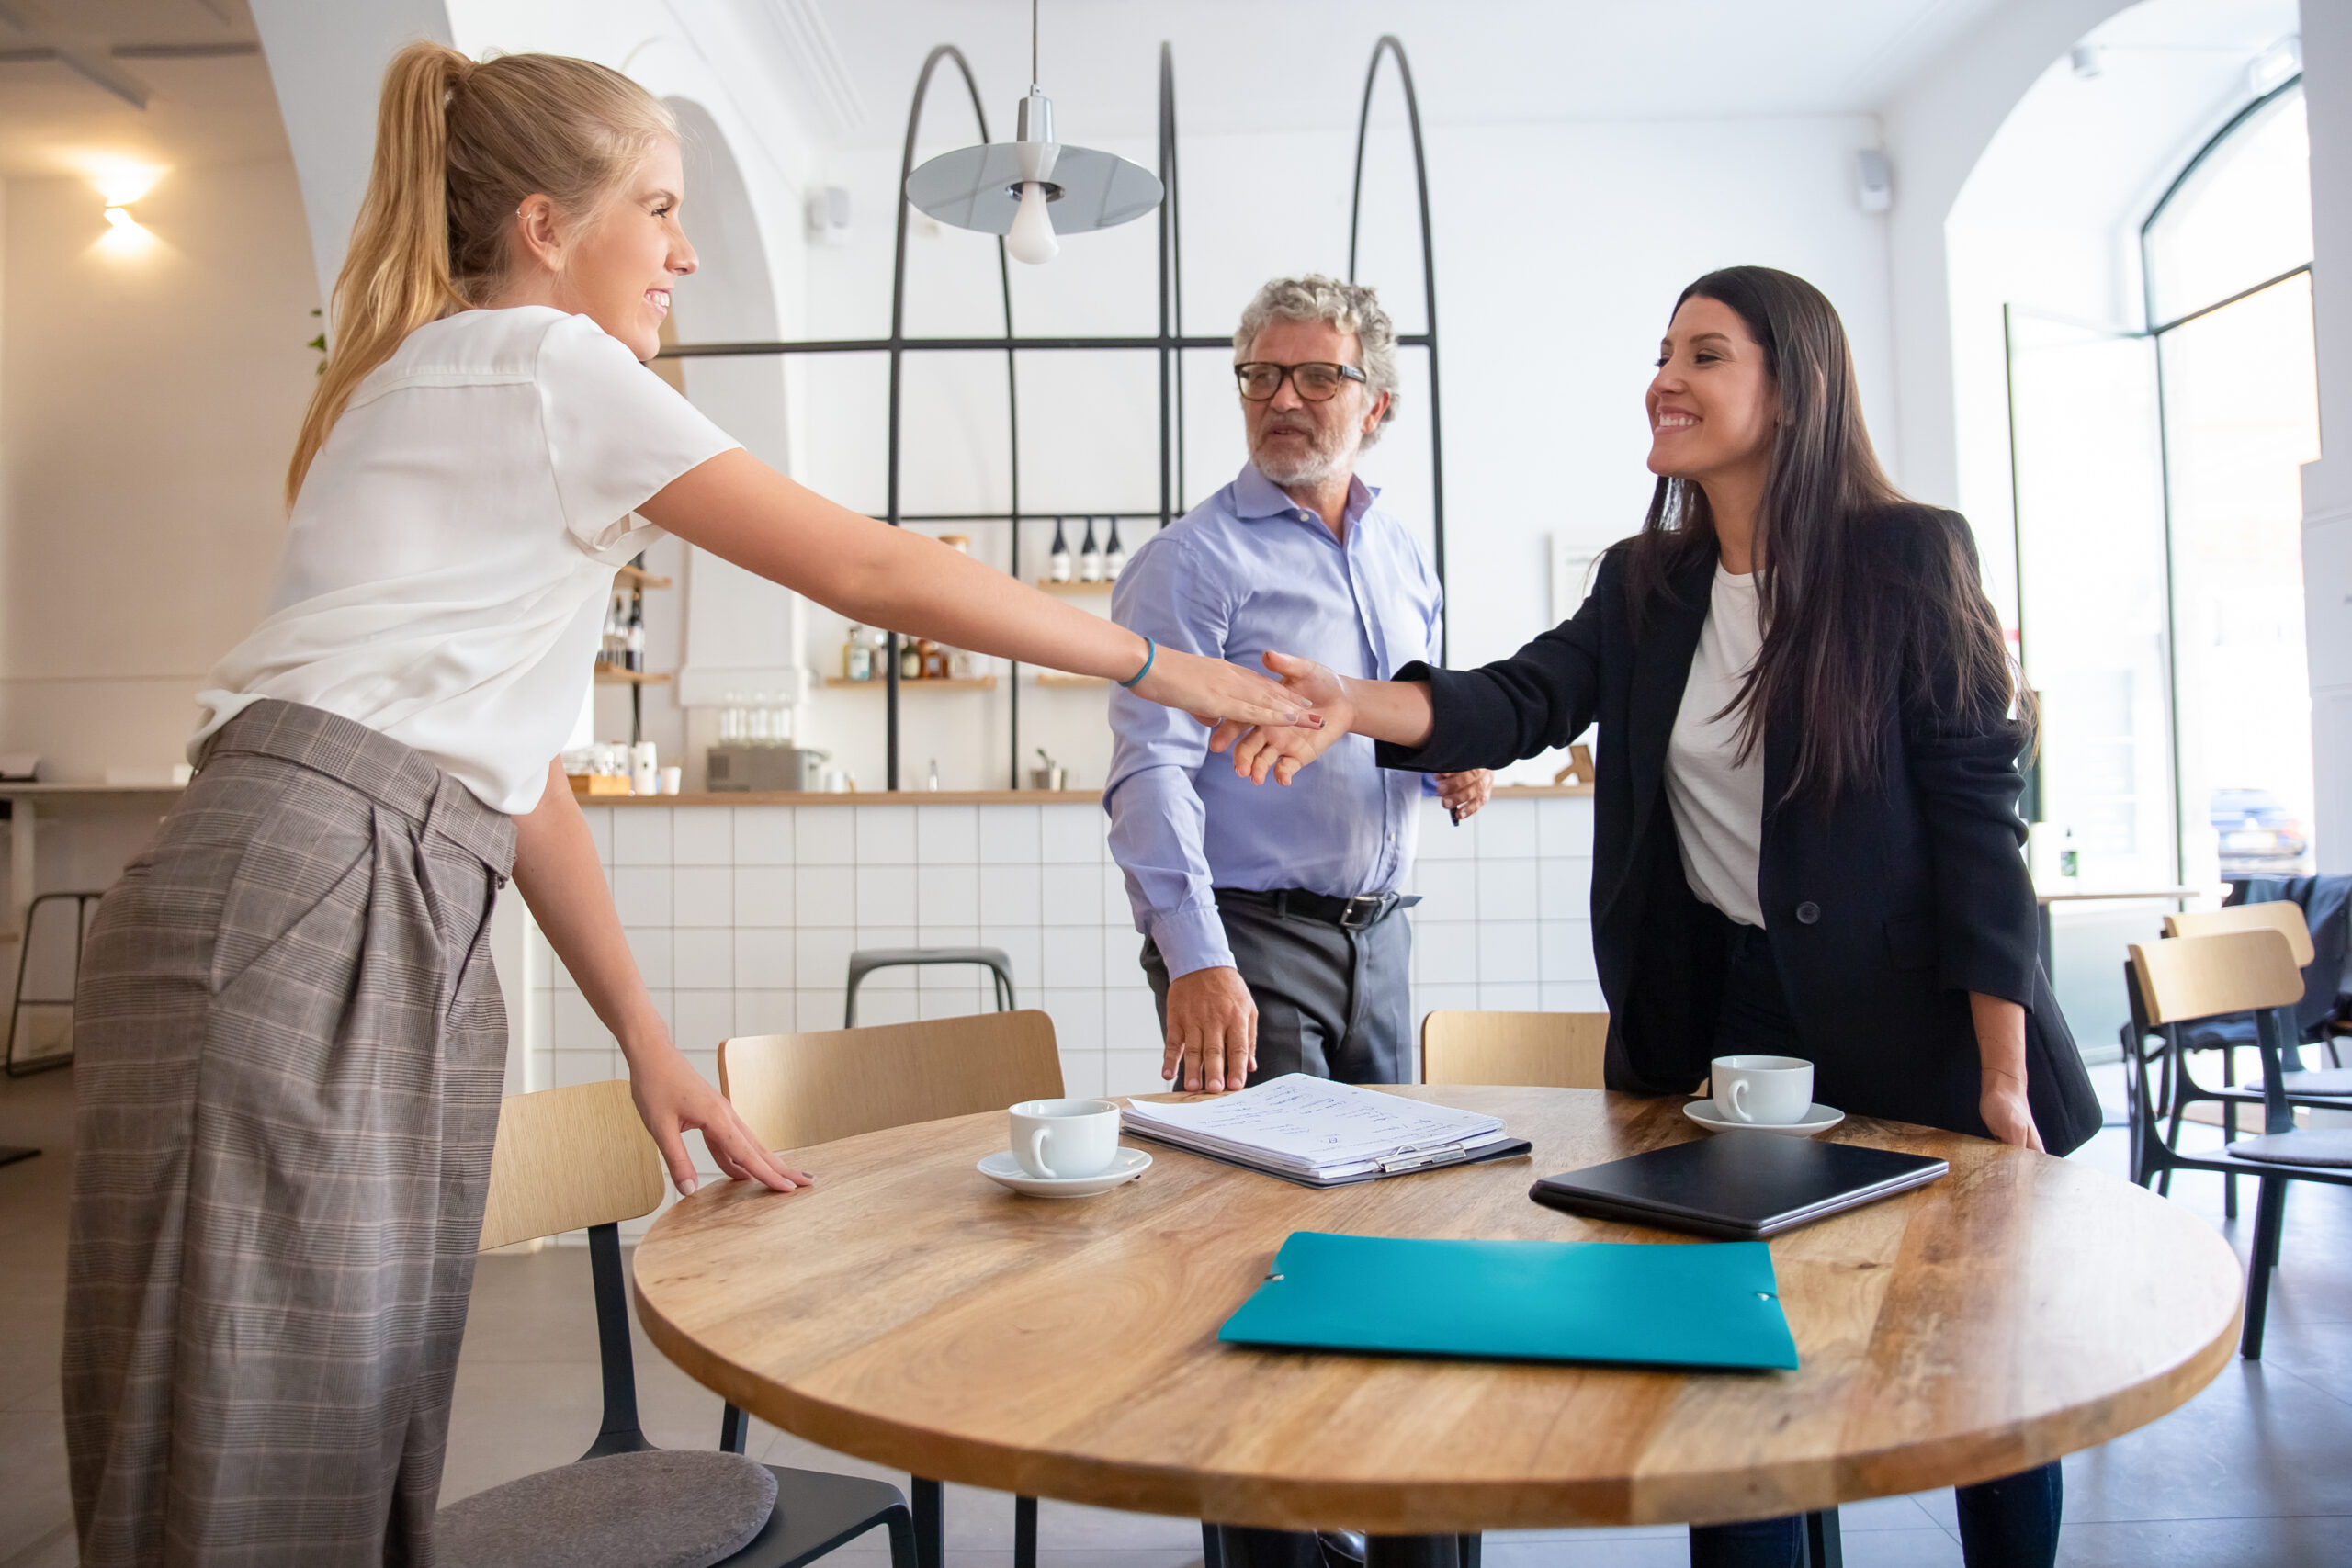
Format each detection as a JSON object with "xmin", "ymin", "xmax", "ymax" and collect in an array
[{"xmin": 1118, "ymin": 637, "xmax": 1157, "ymax": 688}]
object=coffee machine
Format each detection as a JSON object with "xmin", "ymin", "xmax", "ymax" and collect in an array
[{"xmin": 705, "ymin": 745, "xmax": 829, "ymax": 793}]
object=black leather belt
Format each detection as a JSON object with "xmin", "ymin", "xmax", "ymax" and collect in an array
[{"xmin": 1215, "ymin": 886, "xmax": 1421, "ymax": 931}]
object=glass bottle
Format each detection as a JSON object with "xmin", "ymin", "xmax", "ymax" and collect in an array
[
  {"xmin": 899, "ymin": 637, "xmax": 922, "ymax": 681},
  {"xmin": 844, "ymin": 624, "xmax": 872, "ymax": 682},
  {"xmin": 921, "ymin": 638, "xmax": 947, "ymax": 680},
  {"xmin": 926, "ymin": 759, "xmax": 941, "ymax": 792},
  {"xmin": 718, "ymin": 692, "xmax": 745, "ymax": 744},
  {"xmin": 1103, "ymin": 517, "xmax": 1127, "ymax": 580},
  {"xmin": 1047, "ymin": 518, "xmax": 1072, "ymax": 583},
  {"xmin": 766, "ymin": 696, "xmax": 792, "ymax": 747},
  {"xmin": 623, "ymin": 594, "xmax": 646, "ymax": 672},
  {"xmin": 747, "ymin": 692, "xmax": 773, "ymax": 747},
  {"xmin": 1078, "ymin": 517, "xmax": 1104, "ymax": 582}
]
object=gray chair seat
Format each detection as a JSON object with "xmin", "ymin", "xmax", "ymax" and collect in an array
[
  {"xmin": 2226, "ymin": 1129, "xmax": 2352, "ymax": 1168},
  {"xmin": 440, "ymin": 1450, "xmax": 776, "ymax": 1568},
  {"xmin": 2277, "ymin": 1068, "xmax": 2352, "ymax": 1097}
]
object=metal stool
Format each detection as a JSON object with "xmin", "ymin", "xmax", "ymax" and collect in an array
[
  {"xmin": 842, "ymin": 946, "xmax": 1016, "ymax": 1028},
  {"xmin": 6, "ymin": 890, "xmax": 100, "ymax": 1077}
]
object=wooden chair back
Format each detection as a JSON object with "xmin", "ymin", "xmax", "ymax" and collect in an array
[
  {"xmin": 1420, "ymin": 1010, "xmax": 1608, "ymax": 1089},
  {"xmin": 2164, "ymin": 900, "xmax": 2315, "ymax": 968},
  {"xmin": 2128, "ymin": 929, "xmax": 2305, "ymax": 1028},
  {"xmin": 477, "ymin": 1079, "xmax": 665, "ymax": 1252},
  {"xmin": 720, "ymin": 1009, "xmax": 1065, "ymax": 1150}
]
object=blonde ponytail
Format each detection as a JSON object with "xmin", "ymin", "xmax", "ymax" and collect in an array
[{"xmin": 286, "ymin": 41, "xmax": 677, "ymax": 503}]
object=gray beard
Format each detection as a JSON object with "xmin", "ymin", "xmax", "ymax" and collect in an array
[{"xmin": 1252, "ymin": 428, "xmax": 1353, "ymax": 489}]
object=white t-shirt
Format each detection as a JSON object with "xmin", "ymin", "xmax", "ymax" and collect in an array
[
  {"xmin": 1664, "ymin": 564, "xmax": 1767, "ymax": 927},
  {"xmin": 193, "ymin": 307, "xmax": 738, "ymax": 814}
]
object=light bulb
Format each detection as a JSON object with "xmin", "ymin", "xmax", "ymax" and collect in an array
[{"xmin": 1006, "ymin": 180, "xmax": 1058, "ymax": 265}]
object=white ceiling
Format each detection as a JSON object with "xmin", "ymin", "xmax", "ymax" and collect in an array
[
  {"xmin": 796, "ymin": 0, "xmax": 2019, "ymax": 149},
  {"xmin": 0, "ymin": 0, "xmax": 281, "ymax": 184}
]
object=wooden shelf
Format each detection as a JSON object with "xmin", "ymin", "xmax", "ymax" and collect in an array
[
  {"xmin": 1035, "ymin": 579, "xmax": 1114, "ymax": 595},
  {"xmin": 616, "ymin": 564, "xmax": 673, "ymax": 589},
  {"xmin": 1035, "ymin": 672, "xmax": 1108, "ymax": 688},
  {"xmin": 825, "ymin": 676, "xmax": 1000, "ymax": 692},
  {"xmin": 594, "ymin": 667, "xmax": 672, "ymax": 685}
]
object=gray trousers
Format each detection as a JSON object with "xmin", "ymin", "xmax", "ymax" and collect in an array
[
  {"xmin": 65, "ymin": 701, "xmax": 515, "ymax": 1568},
  {"xmin": 1141, "ymin": 889, "xmax": 1412, "ymax": 1086}
]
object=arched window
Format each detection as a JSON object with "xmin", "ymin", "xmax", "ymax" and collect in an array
[{"xmin": 2143, "ymin": 79, "xmax": 2317, "ymax": 880}]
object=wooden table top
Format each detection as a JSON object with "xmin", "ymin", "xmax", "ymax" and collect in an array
[{"xmin": 632, "ymin": 1087, "xmax": 2244, "ymax": 1533}]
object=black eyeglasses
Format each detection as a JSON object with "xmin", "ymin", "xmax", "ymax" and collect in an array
[{"xmin": 1233, "ymin": 361, "xmax": 1368, "ymax": 402}]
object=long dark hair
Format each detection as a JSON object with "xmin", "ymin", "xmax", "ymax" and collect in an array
[{"xmin": 1625, "ymin": 265, "xmax": 2023, "ymax": 804}]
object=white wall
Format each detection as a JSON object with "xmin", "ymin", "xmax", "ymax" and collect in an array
[{"xmin": 793, "ymin": 111, "xmax": 1895, "ymax": 792}]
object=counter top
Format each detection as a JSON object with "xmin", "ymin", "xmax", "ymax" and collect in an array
[{"xmin": 596, "ymin": 783, "xmax": 1597, "ymax": 807}]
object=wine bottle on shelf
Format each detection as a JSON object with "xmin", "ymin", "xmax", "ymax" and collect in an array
[
  {"xmin": 623, "ymin": 594, "xmax": 646, "ymax": 672},
  {"xmin": 1078, "ymin": 517, "xmax": 1104, "ymax": 582},
  {"xmin": 844, "ymin": 624, "xmax": 873, "ymax": 682},
  {"xmin": 899, "ymin": 637, "xmax": 922, "ymax": 681},
  {"xmin": 921, "ymin": 638, "xmax": 947, "ymax": 680},
  {"xmin": 1103, "ymin": 516, "xmax": 1127, "ymax": 580},
  {"xmin": 1047, "ymin": 518, "xmax": 1073, "ymax": 582}
]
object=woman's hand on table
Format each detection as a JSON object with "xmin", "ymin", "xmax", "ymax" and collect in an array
[
  {"xmin": 1979, "ymin": 1071, "xmax": 2044, "ymax": 1152},
  {"xmin": 1968, "ymin": 992, "xmax": 2045, "ymax": 1152},
  {"xmin": 629, "ymin": 1046, "xmax": 814, "ymax": 1195}
]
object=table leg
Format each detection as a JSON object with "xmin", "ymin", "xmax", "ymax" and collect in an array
[
  {"xmin": 1803, "ymin": 1507, "xmax": 1842, "ymax": 1568},
  {"xmin": 911, "ymin": 1476, "xmax": 943, "ymax": 1568}
]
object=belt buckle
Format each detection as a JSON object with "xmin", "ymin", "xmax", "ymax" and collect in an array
[{"xmin": 1340, "ymin": 894, "xmax": 1386, "ymax": 931}]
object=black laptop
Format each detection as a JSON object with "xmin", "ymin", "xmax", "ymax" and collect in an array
[{"xmin": 1529, "ymin": 1129, "xmax": 1949, "ymax": 1240}]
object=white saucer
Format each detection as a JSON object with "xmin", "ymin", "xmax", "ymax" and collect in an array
[
  {"xmin": 1681, "ymin": 1100, "xmax": 1846, "ymax": 1138},
  {"xmin": 978, "ymin": 1146, "xmax": 1152, "ymax": 1198}
]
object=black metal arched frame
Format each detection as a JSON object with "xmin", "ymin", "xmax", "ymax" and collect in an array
[{"xmin": 662, "ymin": 38, "xmax": 1447, "ymax": 787}]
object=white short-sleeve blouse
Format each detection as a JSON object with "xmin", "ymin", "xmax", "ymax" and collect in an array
[{"xmin": 193, "ymin": 306, "xmax": 738, "ymax": 814}]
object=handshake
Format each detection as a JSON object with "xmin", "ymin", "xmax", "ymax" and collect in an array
[{"xmin": 1207, "ymin": 651, "xmax": 1492, "ymax": 820}]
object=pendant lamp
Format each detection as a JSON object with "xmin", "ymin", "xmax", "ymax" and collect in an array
[{"xmin": 902, "ymin": 0, "xmax": 1163, "ymax": 265}]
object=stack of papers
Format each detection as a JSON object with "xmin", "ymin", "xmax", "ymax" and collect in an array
[{"xmin": 1120, "ymin": 1074, "xmax": 1521, "ymax": 1186}]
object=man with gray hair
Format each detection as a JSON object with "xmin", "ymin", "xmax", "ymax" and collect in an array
[{"xmin": 1106, "ymin": 276, "xmax": 1490, "ymax": 1114}]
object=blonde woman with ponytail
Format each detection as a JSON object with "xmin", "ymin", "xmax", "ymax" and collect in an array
[{"xmin": 63, "ymin": 41, "xmax": 1310, "ymax": 1567}]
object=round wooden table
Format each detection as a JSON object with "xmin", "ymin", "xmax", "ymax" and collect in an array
[{"xmin": 633, "ymin": 1087, "xmax": 2242, "ymax": 1551}]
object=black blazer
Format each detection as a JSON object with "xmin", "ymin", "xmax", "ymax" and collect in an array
[{"xmin": 1380, "ymin": 506, "xmax": 2101, "ymax": 1155}]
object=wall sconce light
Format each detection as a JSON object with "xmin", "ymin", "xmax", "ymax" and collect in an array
[
  {"xmin": 89, "ymin": 164, "xmax": 163, "ymax": 254},
  {"xmin": 104, "ymin": 205, "xmax": 137, "ymax": 230}
]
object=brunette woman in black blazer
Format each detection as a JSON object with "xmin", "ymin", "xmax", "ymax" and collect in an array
[{"xmin": 1221, "ymin": 266, "xmax": 2095, "ymax": 1568}]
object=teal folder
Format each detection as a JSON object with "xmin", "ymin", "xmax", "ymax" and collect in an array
[{"xmin": 1217, "ymin": 1231, "xmax": 1799, "ymax": 1371}]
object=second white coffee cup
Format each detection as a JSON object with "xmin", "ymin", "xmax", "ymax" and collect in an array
[
  {"xmin": 1712, "ymin": 1055, "xmax": 1815, "ymax": 1126},
  {"xmin": 1009, "ymin": 1097, "xmax": 1122, "ymax": 1179}
]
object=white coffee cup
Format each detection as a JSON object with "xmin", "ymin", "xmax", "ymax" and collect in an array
[
  {"xmin": 1712, "ymin": 1055, "xmax": 1814, "ymax": 1126},
  {"xmin": 1010, "ymin": 1097, "xmax": 1122, "ymax": 1179}
]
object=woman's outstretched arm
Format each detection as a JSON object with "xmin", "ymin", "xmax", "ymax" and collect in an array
[{"xmin": 641, "ymin": 450, "xmax": 1314, "ymax": 729}]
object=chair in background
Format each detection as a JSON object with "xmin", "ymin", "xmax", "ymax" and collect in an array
[
  {"xmin": 5, "ymin": 889, "xmax": 101, "ymax": 1077},
  {"xmin": 718, "ymin": 1011, "xmax": 1063, "ymax": 1568},
  {"xmin": 842, "ymin": 945, "xmax": 1015, "ymax": 1027},
  {"xmin": 1420, "ymin": 1010, "xmax": 1608, "ymax": 1090},
  {"xmin": 2124, "ymin": 928, "xmax": 2352, "ymax": 1358},
  {"xmin": 437, "ymin": 1078, "xmax": 915, "ymax": 1568},
  {"xmin": 2157, "ymin": 900, "xmax": 2352, "ymax": 1213}
]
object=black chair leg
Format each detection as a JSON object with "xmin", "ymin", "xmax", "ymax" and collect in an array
[
  {"xmin": 911, "ymin": 1476, "xmax": 944, "ymax": 1568},
  {"xmin": 1803, "ymin": 1507, "xmax": 1843, "ymax": 1568},
  {"xmin": 1458, "ymin": 1532, "xmax": 1482, "ymax": 1566},
  {"xmin": 2242, "ymin": 1175, "xmax": 2288, "ymax": 1359},
  {"xmin": 1202, "ymin": 1521, "xmax": 1227, "ymax": 1568},
  {"xmin": 882, "ymin": 1501, "xmax": 921, "ymax": 1568},
  {"xmin": 718, "ymin": 1401, "xmax": 749, "ymax": 1455},
  {"xmin": 1013, "ymin": 1494, "xmax": 1038, "ymax": 1568}
]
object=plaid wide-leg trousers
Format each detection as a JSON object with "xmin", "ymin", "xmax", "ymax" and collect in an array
[{"xmin": 63, "ymin": 700, "xmax": 516, "ymax": 1567}]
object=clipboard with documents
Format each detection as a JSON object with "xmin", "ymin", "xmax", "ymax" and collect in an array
[
  {"xmin": 1119, "ymin": 1075, "xmax": 1532, "ymax": 1187},
  {"xmin": 1218, "ymin": 1230, "xmax": 1800, "ymax": 1371}
]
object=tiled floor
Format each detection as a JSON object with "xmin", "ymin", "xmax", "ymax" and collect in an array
[{"xmin": 6, "ymin": 1062, "xmax": 2352, "ymax": 1567}]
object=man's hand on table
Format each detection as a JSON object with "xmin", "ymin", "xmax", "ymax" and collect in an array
[
  {"xmin": 1163, "ymin": 965, "xmax": 1258, "ymax": 1094},
  {"xmin": 1435, "ymin": 769, "xmax": 1492, "ymax": 821}
]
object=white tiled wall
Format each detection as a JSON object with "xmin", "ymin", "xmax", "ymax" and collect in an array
[{"xmin": 520, "ymin": 794, "xmax": 1600, "ymax": 1211}]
